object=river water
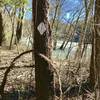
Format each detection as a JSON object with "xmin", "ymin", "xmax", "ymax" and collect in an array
[
  {"xmin": 52, "ymin": 41, "xmax": 92, "ymax": 60},
  {"xmin": 21, "ymin": 38, "xmax": 92, "ymax": 60}
]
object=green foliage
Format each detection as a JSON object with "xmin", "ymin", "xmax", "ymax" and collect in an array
[
  {"xmin": 1, "ymin": 0, "xmax": 29, "ymax": 8},
  {"xmin": 26, "ymin": 8, "xmax": 32, "ymax": 12}
]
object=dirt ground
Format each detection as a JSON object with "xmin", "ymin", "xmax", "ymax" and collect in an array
[{"xmin": 0, "ymin": 46, "xmax": 34, "ymax": 90}]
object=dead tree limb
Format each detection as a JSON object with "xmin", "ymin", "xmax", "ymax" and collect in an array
[{"xmin": 0, "ymin": 50, "xmax": 33, "ymax": 97}]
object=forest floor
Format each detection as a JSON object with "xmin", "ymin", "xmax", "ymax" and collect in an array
[
  {"xmin": 0, "ymin": 46, "xmax": 33, "ymax": 89},
  {"xmin": 0, "ymin": 45, "xmax": 93, "ymax": 100}
]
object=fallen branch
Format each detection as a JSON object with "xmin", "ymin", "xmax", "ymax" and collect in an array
[{"xmin": 0, "ymin": 49, "xmax": 33, "ymax": 95}]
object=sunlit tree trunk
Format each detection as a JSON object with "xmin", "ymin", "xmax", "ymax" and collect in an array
[{"xmin": 32, "ymin": 0, "xmax": 54, "ymax": 100}]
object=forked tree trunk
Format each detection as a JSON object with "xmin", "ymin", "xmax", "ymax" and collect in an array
[
  {"xmin": 32, "ymin": 0, "xmax": 54, "ymax": 100},
  {"xmin": 0, "ymin": 12, "xmax": 4, "ymax": 46},
  {"xmin": 15, "ymin": 7, "xmax": 24, "ymax": 44},
  {"xmin": 9, "ymin": 9, "xmax": 16, "ymax": 49}
]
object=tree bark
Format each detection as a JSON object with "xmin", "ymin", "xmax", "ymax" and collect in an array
[
  {"xmin": 32, "ymin": 0, "xmax": 54, "ymax": 100},
  {"xmin": 89, "ymin": 35, "xmax": 95, "ymax": 87},
  {"xmin": 15, "ymin": 7, "xmax": 24, "ymax": 44},
  {"xmin": 0, "ymin": 11, "xmax": 4, "ymax": 46},
  {"xmin": 94, "ymin": 0, "xmax": 100, "ymax": 99},
  {"xmin": 9, "ymin": 9, "xmax": 16, "ymax": 49}
]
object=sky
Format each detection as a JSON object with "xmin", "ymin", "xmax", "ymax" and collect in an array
[
  {"xmin": 60, "ymin": 0, "xmax": 83, "ymax": 22},
  {"xmin": 25, "ymin": 0, "xmax": 32, "ymax": 20},
  {"xmin": 25, "ymin": 0, "xmax": 83, "ymax": 23}
]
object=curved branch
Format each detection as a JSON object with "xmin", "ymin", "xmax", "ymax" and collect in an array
[{"xmin": 0, "ymin": 50, "xmax": 33, "ymax": 95}]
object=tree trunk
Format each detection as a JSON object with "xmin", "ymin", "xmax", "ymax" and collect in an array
[
  {"xmin": 89, "ymin": 36, "xmax": 95, "ymax": 87},
  {"xmin": 15, "ymin": 7, "xmax": 24, "ymax": 44},
  {"xmin": 9, "ymin": 9, "xmax": 16, "ymax": 49},
  {"xmin": 94, "ymin": 0, "xmax": 100, "ymax": 99},
  {"xmin": 0, "ymin": 11, "xmax": 4, "ymax": 46},
  {"xmin": 32, "ymin": 0, "xmax": 54, "ymax": 100}
]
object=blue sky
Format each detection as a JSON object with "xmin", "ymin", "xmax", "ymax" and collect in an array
[
  {"xmin": 25, "ymin": 0, "xmax": 83, "ymax": 23},
  {"xmin": 60, "ymin": 0, "xmax": 83, "ymax": 22},
  {"xmin": 25, "ymin": 0, "xmax": 32, "ymax": 19}
]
